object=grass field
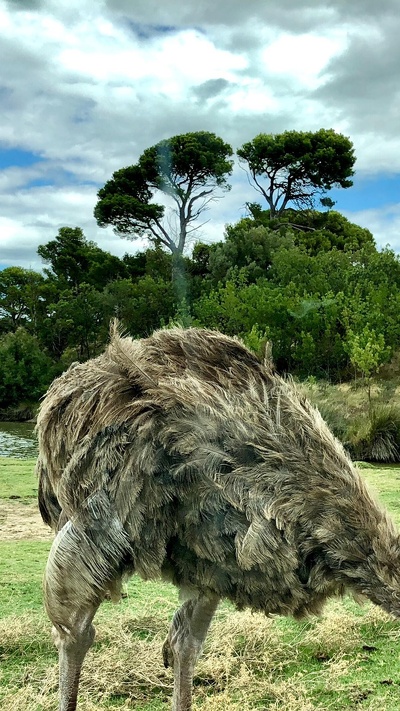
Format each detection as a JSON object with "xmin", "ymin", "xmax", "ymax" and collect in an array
[{"xmin": 1, "ymin": 459, "xmax": 400, "ymax": 710}]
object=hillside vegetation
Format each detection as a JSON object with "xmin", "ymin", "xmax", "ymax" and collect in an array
[{"xmin": 1, "ymin": 205, "xmax": 400, "ymax": 466}]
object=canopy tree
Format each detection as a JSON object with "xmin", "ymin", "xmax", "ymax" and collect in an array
[
  {"xmin": 0, "ymin": 266, "xmax": 47, "ymax": 334},
  {"xmin": 38, "ymin": 227, "xmax": 127, "ymax": 289},
  {"xmin": 244, "ymin": 207, "xmax": 376, "ymax": 255},
  {"xmin": 237, "ymin": 128, "xmax": 355, "ymax": 218},
  {"xmin": 94, "ymin": 131, "xmax": 233, "ymax": 256},
  {"xmin": 0, "ymin": 328, "xmax": 54, "ymax": 411}
]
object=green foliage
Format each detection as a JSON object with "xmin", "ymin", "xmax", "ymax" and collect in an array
[
  {"xmin": 208, "ymin": 223, "xmax": 292, "ymax": 285},
  {"xmin": 3, "ymin": 174, "xmax": 400, "ymax": 414},
  {"xmin": 320, "ymin": 196, "xmax": 336, "ymax": 209},
  {"xmin": 241, "ymin": 324, "xmax": 270, "ymax": 359},
  {"xmin": 193, "ymin": 272, "xmax": 321, "ymax": 374},
  {"xmin": 105, "ymin": 275, "xmax": 176, "ymax": 338},
  {"xmin": 214, "ymin": 208, "xmax": 375, "ymax": 264},
  {"xmin": 41, "ymin": 284, "xmax": 111, "ymax": 360},
  {"xmin": 139, "ymin": 131, "xmax": 233, "ymax": 192},
  {"xmin": 237, "ymin": 128, "xmax": 355, "ymax": 217},
  {"xmin": 0, "ymin": 266, "xmax": 47, "ymax": 334},
  {"xmin": 37, "ymin": 226, "xmax": 127, "ymax": 288},
  {"xmin": 0, "ymin": 231, "xmax": 184, "ymax": 412},
  {"xmin": 95, "ymin": 131, "xmax": 233, "ymax": 255},
  {"xmin": 188, "ymin": 242, "xmax": 218, "ymax": 299},
  {"xmin": 346, "ymin": 327, "xmax": 390, "ymax": 381},
  {"xmin": 345, "ymin": 326, "xmax": 392, "ymax": 416},
  {"xmin": 192, "ymin": 236, "xmax": 400, "ymax": 381},
  {"xmin": 94, "ymin": 165, "xmax": 165, "ymax": 240},
  {"xmin": 193, "ymin": 275, "xmax": 303, "ymax": 371},
  {"xmin": 0, "ymin": 328, "xmax": 54, "ymax": 408},
  {"xmin": 288, "ymin": 209, "xmax": 376, "ymax": 254}
]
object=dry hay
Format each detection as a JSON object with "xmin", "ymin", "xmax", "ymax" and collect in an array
[
  {"xmin": 0, "ymin": 614, "xmax": 50, "ymax": 652},
  {"xmin": 197, "ymin": 609, "xmax": 295, "ymax": 686},
  {"xmin": 303, "ymin": 601, "xmax": 363, "ymax": 655},
  {"xmin": 2, "ymin": 597, "xmax": 388, "ymax": 711},
  {"xmin": 0, "ymin": 500, "xmax": 52, "ymax": 542},
  {"xmin": 195, "ymin": 605, "xmax": 367, "ymax": 710}
]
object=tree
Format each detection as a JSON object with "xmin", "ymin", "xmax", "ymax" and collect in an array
[
  {"xmin": 237, "ymin": 129, "xmax": 355, "ymax": 218},
  {"xmin": 105, "ymin": 275, "xmax": 176, "ymax": 337},
  {"xmin": 290, "ymin": 210, "xmax": 375, "ymax": 254},
  {"xmin": 38, "ymin": 227, "xmax": 91, "ymax": 288},
  {"xmin": 40, "ymin": 285, "xmax": 110, "ymax": 361},
  {"xmin": 0, "ymin": 267, "xmax": 47, "ymax": 334},
  {"xmin": 38, "ymin": 227, "xmax": 127, "ymax": 289},
  {"xmin": 94, "ymin": 131, "xmax": 233, "ymax": 256},
  {"xmin": 345, "ymin": 326, "xmax": 390, "ymax": 407},
  {"xmin": 230, "ymin": 204, "xmax": 375, "ymax": 255},
  {"xmin": 208, "ymin": 223, "xmax": 294, "ymax": 285},
  {"xmin": 0, "ymin": 328, "xmax": 54, "ymax": 410},
  {"xmin": 320, "ymin": 197, "xmax": 336, "ymax": 210}
]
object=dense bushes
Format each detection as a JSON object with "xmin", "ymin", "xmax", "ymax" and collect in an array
[
  {"xmin": 0, "ymin": 329, "xmax": 55, "ymax": 417},
  {"xmin": 1, "ymin": 211, "xmax": 400, "ymax": 448}
]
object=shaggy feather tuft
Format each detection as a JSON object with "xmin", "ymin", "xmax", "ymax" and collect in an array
[{"xmin": 37, "ymin": 327, "xmax": 400, "ymax": 618}]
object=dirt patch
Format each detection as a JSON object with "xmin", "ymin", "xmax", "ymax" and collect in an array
[{"xmin": 0, "ymin": 500, "xmax": 53, "ymax": 542}]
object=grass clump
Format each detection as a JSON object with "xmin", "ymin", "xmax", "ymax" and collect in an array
[
  {"xmin": 302, "ymin": 381, "xmax": 400, "ymax": 463},
  {"xmin": 348, "ymin": 406, "xmax": 400, "ymax": 463}
]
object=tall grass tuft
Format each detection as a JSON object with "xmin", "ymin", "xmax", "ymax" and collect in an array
[
  {"xmin": 347, "ymin": 406, "xmax": 400, "ymax": 463},
  {"xmin": 301, "ymin": 378, "xmax": 400, "ymax": 464}
]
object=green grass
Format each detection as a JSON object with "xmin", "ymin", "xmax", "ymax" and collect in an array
[
  {"xmin": 0, "ymin": 457, "xmax": 37, "ymax": 500},
  {"xmin": 2, "ymin": 459, "xmax": 400, "ymax": 709},
  {"xmin": 358, "ymin": 465, "xmax": 400, "ymax": 524},
  {"xmin": 0, "ymin": 541, "xmax": 51, "ymax": 617}
]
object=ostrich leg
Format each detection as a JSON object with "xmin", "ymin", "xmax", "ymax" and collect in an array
[
  {"xmin": 163, "ymin": 594, "xmax": 219, "ymax": 711},
  {"xmin": 43, "ymin": 522, "xmax": 109, "ymax": 711},
  {"xmin": 52, "ymin": 605, "xmax": 99, "ymax": 711}
]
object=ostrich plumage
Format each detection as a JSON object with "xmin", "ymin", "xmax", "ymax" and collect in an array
[{"xmin": 37, "ymin": 327, "xmax": 400, "ymax": 711}]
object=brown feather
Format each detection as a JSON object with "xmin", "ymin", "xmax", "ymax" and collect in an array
[{"xmin": 37, "ymin": 327, "xmax": 400, "ymax": 619}]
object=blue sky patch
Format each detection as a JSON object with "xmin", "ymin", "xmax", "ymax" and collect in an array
[
  {"xmin": 0, "ymin": 147, "xmax": 44, "ymax": 169},
  {"xmin": 127, "ymin": 20, "xmax": 179, "ymax": 40},
  {"xmin": 23, "ymin": 175, "xmax": 99, "ymax": 189},
  {"xmin": 330, "ymin": 173, "xmax": 400, "ymax": 212},
  {"xmin": 24, "ymin": 177, "xmax": 54, "ymax": 189}
]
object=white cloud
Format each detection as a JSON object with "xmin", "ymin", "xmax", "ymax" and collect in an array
[
  {"xmin": 345, "ymin": 135, "xmax": 400, "ymax": 176},
  {"xmin": 0, "ymin": 185, "xmax": 127, "ymax": 270},
  {"xmin": 262, "ymin": 31, "xmax": 347, "ymax": 89},
  {"xmin": 344, "ymin": 205, "xmax": 400, "ymax": 253},
  {"xmin": 0, "ymin": 0, "xmax": 399, "ymax": 270}
]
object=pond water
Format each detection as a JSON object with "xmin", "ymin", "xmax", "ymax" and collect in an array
[{"xmin": 0, "ymin": 422, "xmax": 37, "ymax": 459}]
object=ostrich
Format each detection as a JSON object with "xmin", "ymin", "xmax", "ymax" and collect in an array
[{"xmin": 37, "ymin": 326, "xmax": 400, "ymax": 711}]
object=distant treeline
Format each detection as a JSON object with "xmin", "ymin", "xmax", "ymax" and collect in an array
[{"xmin": 1, "ymin": 207, "xmax": 400, "ymax": 418}]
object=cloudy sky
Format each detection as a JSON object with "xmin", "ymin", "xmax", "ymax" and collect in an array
[{"xmin": 1, "ymin": 0, "xmax": 399, "ymax": 271}]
